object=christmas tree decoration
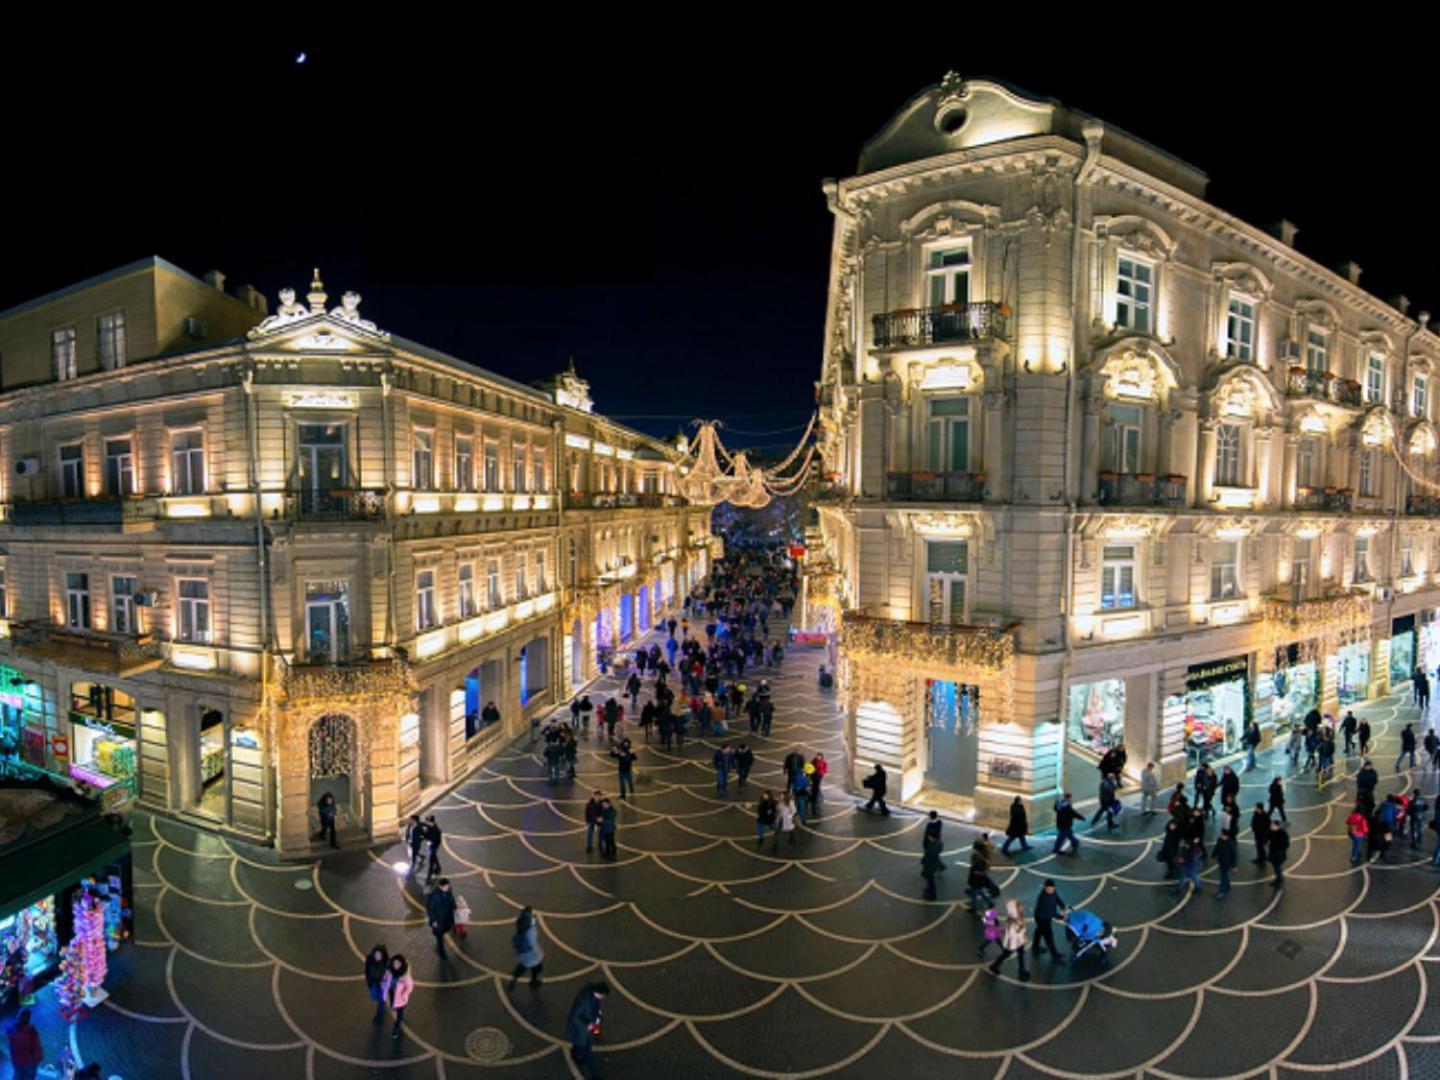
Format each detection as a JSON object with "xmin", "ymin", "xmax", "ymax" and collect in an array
[{"xmin": 57, "ymin": 890, "xmax": 109, "ymax": 1014}]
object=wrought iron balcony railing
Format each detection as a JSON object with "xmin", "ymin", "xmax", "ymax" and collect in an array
[
  {"xmin": 872, "ymin": 302, "xmax": 1007, "ymax": 349},
  {"xmin": 1096, "ymin": 473, "xmax": 1186, "ymax": 507},
  {"xmin": 1286, "ymin": 368, "xmax": 1363, "ymax": 407},
  {"xmin": 1295, "ymin": 486, "xmax": 1352, "ymax": 512},
  {"xmin": 1407, "ymin": 494, "xmax": 1440, "ymax": 516},
  {"xmin": 884, "ymin": 471, "xmax": 985, "ymax": 502},
  {"xmin": 285, "ymin": 488, "xmax": 387, "ymax": 521},
  {"xmin": 6, "ymin": 497, "xmax": 160, "ymax": 527}
]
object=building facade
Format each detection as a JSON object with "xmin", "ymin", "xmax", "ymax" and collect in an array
[
  {"xmin": 0, "ymin": 262, "xmax": 713, "ymax": 852},
  {"xmin": 813, "ymin": 75, "xmax": 1440, "ymax": 826}
]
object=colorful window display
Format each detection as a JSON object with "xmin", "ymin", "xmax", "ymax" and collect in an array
[
  {"xmin": 1422, "ymin": 618, "xmax": 1440, "ymax": 678},
  {"xmin": 1268, "ymin": 662, "xmax": 1318, "ymax": 728},
  {"xmin": 1067, "ymin": 679, "xmax": 1125, "ymax": 752},
  {"xmin": 0, "ymin": 896, "xmax": 57, "ymax": 1004},
  {"xmin": 1184, "ymin": 656, "xmax": 1248, "ymax": 763},
  {"xmin": 925, "ymin": 679, "xmax": 979, "ymax": 795},
  {"xmin": 69, "ymin": 683, "xmax": 137, "ymax": 794},
  {"xmin": 1390, "ymin": 615, "xmax": 1417, "ymax": 686},
  {"xmin": 1338, "ymin": 641, "xmax": 1370, "ymax": 705}
]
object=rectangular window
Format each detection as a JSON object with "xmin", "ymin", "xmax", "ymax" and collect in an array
[
  {"xmin": 1306, "ymin": 328, "xmax": 1328, "ymax": 374},
  {"xmin": 924, "ymin": 541, "xmax": 968, "ymax": 626},
  {"xmin": 297, "ymin": 424, "xmax": 348, "ymax": 504},
  {"xmin": 52, "ymin": 326, "xmax": 77, "ymax": 381},
  {"xmin": 486, "ymin": 558, "xmax": 502, "ymax": 608},
  {"xmin": 1115, "ymin": 256, "xmax": 1152, "ymax": 333},
  {"xmin": 60, "ymin": 443, "xmax": 83, "ymax": 498},
  {"xmin": 66, "ymin": 572, "xmax": 91, "ymax": 629},
  {"xmin": 1367, "ymin": 354, "xmax": 1386, "ymax": 404},
  {"xmin": 483, "ymin": 442, "xmax": 499, "ymax": 491},
  {"xmin": 413, "ymin": 430, "xmax": 434, "ymax": 491},
  {"xmin": 1353, "ymin": 537, "xmax": 1371, "ymax": 583},
  {"xmin": 1106, "ymin": 404, "xmax": 1143, "ymax": 473},
  {"xmin": 926, "ymin": 395, "xmax": 970, "ymax": 472},
  {"xmin": 512, "ymin": 446, "xmax": 527, "ymax": 492},
  {"xmin": 458, "ymin": 563, "xmax": 477, "ymax": 618},
  {"xmin": 1100, "ymin": 544, "xmax": 1137, "ymax": 610},
  {"xmin": 1359, "ymin": 449, "xmax": 1376, "ymax": 496},
  {"xmin": 170, "ymin": 430, "xmax": 205, "ymax": 495},
  {"xmin": 925, "ymin": 245, "xmax": 970, "ymax": 307},
  {"xmin": 1215, "ymin": 424, "xmax": 1242, "ymax": 486},
  {"xmin": 1415, "ymin": 375, "xmax": 1429, "ymax": 419},
  {"xmin": 177, "ymin": 579, "xmax": 210, "ymax": 642},
  {"xmin": 533, "ymin": 452, "xmax": 547, "ymax": 493},
  {"xmin": 1225, "ymin": 297, "xmax": 1255, "ymax": 361},
  {"xmin": 1297, "ymin": 437, "xmax": 1318, "ymax": 488},
  {"xmin": 97, "ymin": 310, "xmax": 126, "ymax": 370},
  {"xmin": 0, "ymin": 568, "xmax": 6, "ymax": 618},
  {"xmin": 305, "ymin": 581, "xmax": 350, "ymax": 662},
  {"xmin": 1402, "ymin": 535, "xmax": 1415, "ymax": 577},
  {"xmin": 454, "ymin": 436, "xmax": 474, "ymax": 491},
  {"xmin": 1210, "ymin": 540, "xmax": 1239, "ymax": 600},
  {"xmin": 111, "ymin": 575, "xmax": 138, "ymax": 635},
  {"xmin": 104, "ymin": 439, "xmax": 135, "ymax": 496},
  {"xmin": 415, "ymin": 569, "xmax": 437, "ymax": 630},
  {"xmin": 1292, "ymin": 538, "xmax": 1312, "ymax": 594},
  {"xmin": 515, "ymin": 553, "xmax": 528, "ymax": 599},
  {"xmin": 535, "ymin": 550, "xmax": 547, "ymax": 593}
]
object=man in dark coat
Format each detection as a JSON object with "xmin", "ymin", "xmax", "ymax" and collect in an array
[
  {"xmin": 735, "ymin": 743, "xmax": 755, "ymax": 793},
  {"xmin": 1032, "ymin": 880, "xmax": 1068, "ymax": 962},
  {"xmin": 861, "ymin": 763, "xmax": 889, "ymax": 814},
  {"xmin": 1268, "ymin": 823, "xmax": 1291, "ymax": 888},
  {"xmin": 921, "ymin": 836, "xmax": 944, "ymax": 901},
  {"xmin": 1250, "ymin": 802, "xmax": 1272, "ymax": 865},
  {"xmin": 427, "ymin": 878, "xmax": 458, "ymax": 958},
  {"xmin": 1214, "ymin": 828, "xmax": 1238, "ymax": 899},
  {"xmin": 566, "ymin": 980, "xmax": 610, "ymax": 1079},
  {"xmin": 1002, "ymin": 796, "xmax": 1031, "ymax": 854}
]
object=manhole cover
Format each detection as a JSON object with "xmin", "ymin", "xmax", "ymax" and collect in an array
[
  {"xmin": 293, "ymin": 879, "xmax": 313, "ymax": 891},
  {"xmin": 465, "ymin": 1027, "xmax": 511, "ymax": 1062},
  {"xmin": 1276, "ymin": 940, "xmax": 1302, "ymax": 959}
]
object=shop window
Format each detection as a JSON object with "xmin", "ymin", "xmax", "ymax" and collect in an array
[
  {"xmin": 1215, "ymin": 424, "xmax": 1242, "ymax": 487},
  {"xmin": 455, "ymin": 436, "xmax": 474, "ymax": 491},
  {"xmin": 1225, "ymin": 296, "xmax": 1254, "ymax": 361},
  {"xmin": 104, "ymin": 439, "xmax": 134, "ymax": 497},
  {"xmin": 415, "ymin": 570, "xmax": 437, "ymax": 630},
  {"xmin": 177, "ymin": 578, "xmax": 210, "ymax": 642},
  {"xmin": 458, "ymin": 563, "xmax": 477, "ymax": 619},
  {"xmin": 925, "ymin": 244, "xmax": 970, "ymax": 306},
  {"xmin": 110, "ymin": 575, "xmax": 138, "ymax": 635},
  {"xmin": 69, "ymin": 682, "xmax": 137, "ymax": 793},
  {"xmin": 305, "ymin": 581, "xmax": 350, "ymax": 662},
  {"xmin": 170, "ymin": 430, "xmax": 205, "ymax": 495},
  {"xmin": 1184, "ymin": 675, "xmax": 1247, "ymax": 761},
  {"xmin": 1068, "ymin": 679, "xmax": 1125, "ymax": 752},
  {"xmin": 926, "ymin": 396, "xmax": 971, "ymax": 473},
  {"xmin": 1209, "ymin": 540, "xmax": 1239, "ymax": 599},
  {"xmin": 924, "ymin": 540, "xmax": 968, "ymax": 626},
  {"xmin": 0, "ymin": 897, "xmax": 59, "ymax": 988},
  {"xmin": 59, "ymin": 444, "xmax": 83, "ymax": 499},
  {"xmin": 1268, "ymin": 658, "xmax": 1318, "ymax": 729},
  {"xmin": 1100, "ymin": 545, "xmax": 1137, "ymax": 610},
  {"xmin": 1354, "ymin": 536, "xmax": 1370, "ymax": 583},
  {"xmin": 1115, "ymin": 256, "xmax": 1152, "ymax": 333},
  {"xmin": 198, "ymin": 707, "xmax": 226, "ymax": 814},
  {"xmin": 412, "ymin": 430, "xmax": 434, "ymax": 491},
  {"xmin": 66, "ymin": 572, "xmax": 91, "ymax": 629},
  {"xmin": 1105, "ymin": 404, "xmax": 1142, "ymax": 473}
]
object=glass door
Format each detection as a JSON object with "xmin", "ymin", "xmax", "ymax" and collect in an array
[
  {"xmin": 297, "ymin": 425, "xmax": 348, "ymax": 515},
  {"xmin": 305, "ymin": 582, "xmax": 350, "ymax": 662}
]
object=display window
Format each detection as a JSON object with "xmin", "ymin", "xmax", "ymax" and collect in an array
[
  {"xmin": 1067, "ymin": 679, "xmax": 1125, "ymax": 752},
  {"xmin": 1269, "ymin": 662, "xmax": 1318, "ymax": 728},
  {"xmin": 1338, "ymin": 642, "xmax": 1370, "ymax": 705},
  {"xmin": 1390, "ymin": 630, "xmax": 1417, "ymax": 686},
  {"xmin": 69, "ymin": 682, "xmax": 137, "ymax": 794},
  {"xmin": 0, "ymin": 897, "xmax": 58, "ymax": 986},
  {"xmin": 1184, "ymin": 656, "xmax": 1249, "ymax": 764},
  {"xmin": 1422, "ymin": 620, "xmax": 1440, "ymax": 678}
]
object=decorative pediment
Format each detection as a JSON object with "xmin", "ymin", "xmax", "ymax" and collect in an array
[
  {"xmin": 1091, "ymin": 341, "xmax": 1181, "ymax": 404},
  {"xmin": 899, "ymin": 198, "xmax": 1002, "ymax": 237},
  {"xmin": 1360, "ymin": 406, "xmax": 1397, "ymax": 447},
  {"xmin": 1198, "ymin": 515, "xmax": 1264, "ymax": 539},
  {"xmin": 248, "ymin": 270, "xmax": 390, "ymax": 344},
  {"xmin": 1359, "ymin": 328, "xmax": 1395, "ymax": 354},
  {"xmin": 1295, "ymin": 297, "xmax": 1341, "ymax": 332},
  {"xmin": 1208, "ymin": 363, "xmax": 1281, "ymax": 420},
  {"xmin": 1094, "ymin": 215, "xmax": 1178, "ymax": 259},
  {"xmin": 1409, "ymin": 420, "xmax": 1438, "ymax": 457},
  {"xmin": 1212, "ymin": 261, "xmax": 1273, "ymax": 299}
]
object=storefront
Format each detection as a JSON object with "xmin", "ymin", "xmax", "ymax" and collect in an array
[
  {"xmin": 1338, "ymin": 640, "xmax": 1370, "ymax": 705},
  {"xmin": 1066, "ymin": 678, "xmax": 1125, "ymax": 753},
  {"xmin": 1266, "ymin": 648, "xmax": 1319, "ymax": 730},
  {"xmin": 1390, "ymin": 614, "xmax": 1417, "ymax": 686},
  {"xmin": 925, "ymin": 679, "xmax": 979, "ymax": 796},
  {"xmin": 0, "ymin": 667, "xmax": 48, "ymax": 772},
  {"xmin": 68, "ymin": 683, "xmax": 138, "ymax": 796},
  {"xmin": 1182, "ymin": 656, "xmax": 1249, "ymax": 765},
  {"xmin": 1422, "ymin": 613, "xmax": 1440, "ymax": 677}
]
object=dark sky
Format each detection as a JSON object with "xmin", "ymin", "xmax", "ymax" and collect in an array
[{"xmin": 3, "ymin": 32, "xmax": 1433, "ymax": 450}]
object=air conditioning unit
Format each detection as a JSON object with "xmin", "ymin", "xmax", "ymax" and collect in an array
[
  {"xmin": 1277, "ymin": 339, "xmax": 1302, "ymax": 362},
  {"xmin": 183, "ymin": 316, "xmax": 208, "ymax": 340},
  {"xmin": 1376, "ymin": 586, "xmax": 1395, "ymax": 603},
  {"xmin": 133, "ymin": 592, "xmax": 159, "ymax": 607},
  {"xmin": 13, "ymin": 458, "xmax": 40, "ymax": 477}
]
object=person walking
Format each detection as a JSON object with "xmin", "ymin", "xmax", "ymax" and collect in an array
[
  {"xmin": 1356, "ymin": 759, "xmax": 1379, "ymax": 815},
  {"xmin": 783, "ymin": 748, "xmax": 806, "ymax": 792},
  {"xmin": 861, "ymin": 762, "xmax": 890, "ymax": 815},
  {"xmin": 364, "ymin": 944, "xmax": 390, "ymax": 1024},
  {"xmin": 921, "ymin": 832, "xmax": 944, "ymax": 900},
  {"xmin": 988, "ymin": 900, "xmax": 1031, "ymax": 981},
  {"xmin": 424, "ymin": 815, "xmax": 443, "ymax": 879},
  {"xmin": 1195, "ymin": 764, "xmax": 1218, "ymax": 818},
  {"xmin": 1214, "ymin": 828, "xmax": 1237, "ymax": 899},
  {"xmin": 775, "ymin": 791, "xmax": 799, "ymax": 849},
  {"xmin": 404, "ymin": 814, "xmax": 425, "ymax": 874},
  {"xmin": 1242, "ymin": 721, "xmax": 1262, "ymax": 772},
  {"xmin": 6, "ymin": 1008, "xmax": 43, "ymax": 1080},
  {"xmin": 506, "ymin": 907, "xmax": 544, "ymax": 991},
  {"xmin": 1002, "ymin": 795, "xmax": 1031, "ymax": 854},
  {"xmin": 1091, "ymin": 774, "xmax": 1121, "ymax": 830},
  {"xmin": 1158, "ymin": 819, "xmax": 1182, "ymax": 879},
  {"xmin": 975, "ymin": 906, "xmax": 1004, "ymax": 960},
  {"xmin": 1174, "ymin": 837, "xmax": 1203, "ymax": 897},
  {"xmin": 380, "ymin": 955, "xmax": 413, "ymax": 1041},
  {"xmin": 584, "ymin": 790, "xmax": 605, "ymax": 854},
  {"xmin": 625, "ymin": 671, "xmax": 642, "ymax": 712},
  {"xmin": 1358, "ymin": 718, "xmax": 1372, "ymax": 756},
  {"xmin": 599, "ymin": 799, "xmax": 618, "ymax": 860},
  {"xmin": 735, "ymin": 743, "xmax": 754, "ymax": 793},
  {"xmin": 427, "ymin": 878, "xmax": 457, "ymax": 958},
  {"xmin": 611, "ymin": 741, "xmax": 637, "ymax": 800},
  {"xmin": 566, "ymin": 981, "xmax": 609, "ymax": 1080},
  {"xmin": 1053, "ymin": 792, "xmax": 1081, "ymax": 855},
  {"xmin": 1268, "ymin": 777, "xmax": 1288, "ymax": 824},
  {"xmin": 1342, "ymin": 711, "xmax": 1358, "ymax": 755},
  {"xmin": 1409, "ymin": 789, "xmax": 1430, "ymax": 848},
  {"xmin": 1397, "ymin": 723, "xmax": 1418, "ymax": 772},
  {"xmin": 1140, "ymin": 762, "xmax": 1160, "ymax": 816},
  {"xmin": 810, "ymin": 753, "xmax": 828, "ymax": 807},
  {"xmin": 967, "ymin": 834, "xmax": 999, "ymax": 913},
  {"xmin": 1219, "ymin": 766, "xmax": 1240, "ymax": 810},
  {"xmin": 1268, "ymin": 822, "xmax": 1291, "ymax": 888},
  {"xmin": 759, "ymin": 697, "xmax": 774, "ymax": 737},
  {"xmin": 1425, "ymin": 728, "xmax": 1440, "ymax": 769},
  {"xmin": 1032, "ymin": 880, "xmax": 1067, "ymax": 963},
  {"xmin": 1346, "ymin": 803, "xmax": 1369, "ymax": 865},
  {"xmin": 713, "ymin": 743, "xmax": 732, "ymax": 796},
  {"xmin": 756, "ymin": 791, "xmax": 778, "ymax": 847},
  {"xmin": 791, "ymin": 766, "xmax": 811, "ymax": 824},
  {"xmin": 316, "ymin": 791, "xmax": 339, "ymax": 849}
]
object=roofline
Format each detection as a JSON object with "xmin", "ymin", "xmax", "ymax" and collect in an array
[{"xmin": 0, "ymin": 256, "xmax": 254, "ymax": 321}]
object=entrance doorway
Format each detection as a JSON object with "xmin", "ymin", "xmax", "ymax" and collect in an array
[
  {"xmin": 570, "ymin": 619, "xmax": 582, "ymax": 685},
  {"xmin": 197, "ymin": 706, "xmax": 227, "ymax": 818},
  {"xmin": 924, "ymin": 680, "xmax": 979, "ymax": 797},
  {"xmin": 309, "ymin": 713, "xmax": 359, "ymax": 829}
]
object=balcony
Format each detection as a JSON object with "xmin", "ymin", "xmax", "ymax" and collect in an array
[
  {"xmin": 1295, "ymin": 486, "xmax": 1353, "ymax": 512},
  {"xmin": 1286, "ymin": 368, "xmax": 1363, "ymax": 407},
  {"xmin": 7, "ymin": 496, "xmax": 159, "ymax": 528},
  {"xmin": 285, "ymin": 488, "xmax": 387, "ymax": 522},
  {"xmin": 565, "ymin": 492, "xmax": 683, "ymax": 509},
  {"xmin": 872, "ymin": 302, "xmax": 1008, "ymax": 350},
  {"xmin": 884, "ymin": 471, "xmax": 985, "ymax": 502},
  {"xmin": 6, "ymin": 623, "xmax": 164, "ymax": 677},
  {"xmin": 1096, "ymin": 473, "xmax": 1186, "ymax": 507},
  {"xmin": 1407, "ymin": 494, "xmax": 1440, "ymax": 516}
]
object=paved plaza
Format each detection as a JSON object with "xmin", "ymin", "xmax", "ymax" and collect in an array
[{"xmin": 9, "ymin": 636, "xmax": 1440, "ymax": 1078}]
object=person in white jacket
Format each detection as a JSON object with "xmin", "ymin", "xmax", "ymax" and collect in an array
[
  {"xmin": 775, "ymin": 792, "xmax": 798, "ymax": 850},
  {"xmin": 988, "ymin": 900, "xmax": 1031, "ymax": 981}
]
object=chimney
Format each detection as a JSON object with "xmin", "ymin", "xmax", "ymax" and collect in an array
[
  {"xmin": 1392, "ymin": 294, "xmax": 1411, "ymax": 316},
  {"xmin": 235, "ymin": 283, "xmax": 267, "ymax": 315},
  {"xmin": 1268, "ymin": 219, "xmax": 1299, "ymax": 247},
  {"xmin": 203, "ymin": 269, "xmax": 227, "ymax": 293},
  {"xmin": 1340, "ymin": 261, "xmax": 1362, "ymax": 286}
]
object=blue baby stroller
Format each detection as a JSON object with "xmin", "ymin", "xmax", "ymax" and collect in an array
[{"xmin": 1063, "ymin": 909, "xmax": 1117, "ymax": 965}]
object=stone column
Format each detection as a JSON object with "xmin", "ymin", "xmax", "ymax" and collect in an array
[
  {"xmin": 1281, "ymin": 430, "xmax": 1299, "ymax": 509},
  {"xmin": 1254, "ymin": 428, "xmax": 1273, "ymax": 505},
  {"xmin": 1198, "ymin": 419, "xmax": 1219, "ymax": 504},
  {"xmin": 982, "ymin": 389, "xmax": 1005, "ymax": 498},
  {"xmin": 1079, "ymin": 392, "xmax": 1103, "ymax": 502},
  {"xmin": 1122, "ymin": 671, "xmax": 1157, "ymax": 780}
]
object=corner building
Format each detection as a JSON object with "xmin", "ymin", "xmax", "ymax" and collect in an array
[
  {"xmin": 0, "ymin": 260, "xmax": 713, "ymax": 852},
  {"xmin": 815, "ymin": 75, "xmax": 1440, "ymax": 827}
]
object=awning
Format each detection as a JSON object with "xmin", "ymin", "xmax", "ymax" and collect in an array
[{"xmin": 0, "ymin": 815, "xmax": 130, "ymax": 921}]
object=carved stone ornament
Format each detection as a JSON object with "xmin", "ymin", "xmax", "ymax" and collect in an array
[
  {"xmin": 911, "ymin": 512, "xmax": 976, "ymax": 537},
  {"xmin": 1099, "ymin": 514, "xmax": 1156, "ymax": 539},
  {"xmin": 249, "ymin": 270, "xmax": 390, "ymax": 341},
  {"xmin": 330, "ymin": 291, "xmax": 380, "ymax": 333},
  {"xmin": 1100, "ymin": 349, "xmax": 1168, "ymax": 403},
  {"xmin": 937, "ymin": 70, "xmax": 968, "ymax": 107}
]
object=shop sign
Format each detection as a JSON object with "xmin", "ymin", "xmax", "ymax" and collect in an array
[
  {"xmin": 49, "ymin": 733, "xmax": 70, "ymax": 765},
  {"xmin": 1186, "ymin": 655, "xmax": 1248, "ymax": 691},
  {"xmin": 0, "ymin": 690, "xmax": 23, "ymax": 710}
]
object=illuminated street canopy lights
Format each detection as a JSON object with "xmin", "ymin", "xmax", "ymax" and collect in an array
[{"xmin": 675, "ymin": 417, "xmax": 816, "ymax": 508}]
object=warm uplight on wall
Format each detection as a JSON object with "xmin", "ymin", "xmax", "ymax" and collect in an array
[
  {"xmin": 1212, "ymin": 604, "xmax": 1245, "ymax": 625},
  {"xmin": 1215, "ymin": 489, "xmax": 1254, "ymax": 509},
  {"xmin": 412, "ymin": 495, "xmax": 440, "ymax": 514},
  {"xmin": 455, "ymin": 496, "xmax": 478, "ymax": 513},
  {"xmin": 483, "ymin": 496, "xmax": 505, "ymax": 512},
  {"xmin": 415, "ymin": 630, "xmax": 446, "ymax": 659},
  {"xmin": 167, "ymin": 501, "xmax": 210, "ymax": 518},
  {"xmin": 1103, "ymin": 615, "xmax": 1142, "ymax": 636}
]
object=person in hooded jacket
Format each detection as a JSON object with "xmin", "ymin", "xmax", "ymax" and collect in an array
[
  {"xmin": 380, "ymin": 954, "xmax": 413, "ymax": 1041},
  {"xmin": 1002, "ymin": 795, "xmax": 1031, "ymax": 854},
  {"xmin": 507, "ymin": 906, "xmax": 544, "ymax": 990},
  {"xmin": 364, "ymin": 944, "xmax": 390, "ymax": 1023}
]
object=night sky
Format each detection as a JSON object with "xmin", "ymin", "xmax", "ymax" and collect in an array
[{"xmin": 3, "ymin": 34, "xmax": 1433, "ymax": 451}]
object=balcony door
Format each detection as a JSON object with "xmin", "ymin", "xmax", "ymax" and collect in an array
[
  {"xmin": 925, "ymin": 541, "xmax": 968, "ymax": 626},
  {"xmin": 298, "ymin": 425, "xmax": 348, "ymax": 514},
  {"xmin": 926, "ymin": 246, "xmax": 970, "ymax": 306},
  {"xmin": 926, "ymin": 396, "xmax": 971, "ymax": 473},
  {"xmin": 305, "ymin": 582, "xmax": 350, "ymax": 662}
]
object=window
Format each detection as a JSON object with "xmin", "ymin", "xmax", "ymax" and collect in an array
[
  {"xmin": 486, "ymin": 559, "xmax": 502, "ymax": 608},
  {"xmin": 97, "ymin": 310, "xmax": 126, "ymax": 370},
  {"xmin": 1359, "ymin": 449, "xmax": 1376, "ymax": 497},
  {"xmin": 512, "ymin": 446, "xmax": 527, "ymax": 492},
  {"xmin": 1351, "ymin": 536, "xmax": 1370, "ymax": 582},
  {"xmin": 1225, "ymin": 297, "xmax": 1255, "ymax": 361},
  {"xmin": 925, "ymin": 245, "xmax": 970, "ymax": 306},
  {"xmin": 642, "ymin": 472, "xmax": 658, "ymax": 494},
  {"xmin": 1305, "ymin": 328, "xmax": 1328, "ymax": 374},
  {"xmin": 567, "ymin": 538, "xmax": 578, "ymax": 586},
  {"xmin": 1367, "ymin": 354, "xmax": 1386, "ymax": 404},
  {"xmin": 1298, "ymin": 437, "xmax": 1319, "ymax": 489},
  {"xmin": 533, "ymin": 452, "xmax": 547, "ymax": 493},
  {"xmin": 66, "ymin": 572, "xmax": 91, "ymax": 629},
  {"xmin": 177, "ymin": 579, "xmax": 210, "ymax": 642},
  {"xmin": 413, "ymin": 430, "xmax": 434, "ymax": 491},
  {"xmin": 1402, "ymin": 534, "xmax": 1415, "ymax": 577},
  {"xmin": 104, "ymin": 439, "xmax": 134, "ymax": 496},
  {"xmin": 924, "ymin": 541, "xmax": 968, "ymax": 626},
  {"xmin": 0, "ymin": 568, "xmax": 6, "ymax": 618},
  {"xmin": 52, "ymin": 326, "xmax": 77, "ymax": 381},
  {"xmin": 297, "ymin": 424, "xmax": 347, "ymax": 502},
  {"xmin": 458, "ymin": 563, "xmax": 477, "ymax": 618},
  {"xmin": 170, "ymin": 430, "xmax": 205, "ymax": 495},
  {"xmin": 568, "ymin": 454, "xmax": 581, "ymax": 493},
  {"xmin": 535, "ymin": 550, "xmax": 547, "ymax": 593},
  {"xmin": 1100, "ymin": 545, "xmax": 1137, "ymax": 610},
  {"xmin": 1115, "ymin": 256, "xmax": 1152, "ymax": 333},
  {"xmin": 111, "ymin": 576, "xmax": 138, "ymax": 635},
  {"xmin": 1210, "ymin": 541, "xmax": 1239, "ymax": 600},
  {"xmin": 515, "ymin": 553, "xmax": 528, "ymax": 599},
  {"xmin": 1415, "ymin": 375, "xmax": 1429, "ymax": 419},
  {"xmin": 60, "ymin": 444, "xmax": 83, "ymax": 498},
  {"xmin": 1215, "ymin": 424, "xmax": 1242, "ymax": 486},
  {"xmin": 1106, "ymin": 404, "xmax": 1142, "ymax": 473},
  {"xmin": 926, "ymin": 396, "xmax": 970, "ymax": 472},
  {"xmin": 454, "ymin": 437, "xmax": 474, "ymax": 491},
  {"xmin": 1292, "ymin": 538, "xmax": 1312, "ymax": 594},
  {"xmin": 305, "ymin": 581, "xmax": 350, "ymax": 662},
  {"xmin": 415, "ymin": 570, "xmax": 437, "ymax": 630},
  {"xmin": 483, "ymin": 442, "xmax": 499, "ymax": 491}
]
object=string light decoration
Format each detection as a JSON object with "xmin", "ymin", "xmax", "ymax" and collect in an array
[
  {"xmin": 1258, "ymin": 591, "xmax": 1371, "ymax": 669},
  {"xmin": 675, "ymin": 416, "xmax": 816, "ymax": 507},
  {"xmin": 1388, "ymin": 438, "xmax": 1440, "ymax": 493},
  {"xmin": 840, "ymin": 610, "xmax": 1016, "ymax": 718},
  {"xmin": 801, "ymin": 564, "xmax": 843, "ymax": 633}
]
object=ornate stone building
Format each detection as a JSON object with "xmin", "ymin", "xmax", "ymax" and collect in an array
[
  {"xmin": 0, "ymin": 260, "xmax": 713, "ymax": 852},
  {"xmin": 814, "ymin": 75, "xmax": 1440, "ymax": 825}
]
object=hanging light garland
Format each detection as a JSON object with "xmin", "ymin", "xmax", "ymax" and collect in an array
[
  {"xmin": 840, "ymin": 610, "xmax": 1016, "ymax": 718},
  {"xmin": 1389, "ymin": 439, "xmax": 1440, "ymax": 494},
  {"xmin": 1258, "ymin": 591, "xmax": 1371, "ymax": 669},
  {"xmin": 675, "ymin": 417, "xmax": 816, "ymax": 507}
]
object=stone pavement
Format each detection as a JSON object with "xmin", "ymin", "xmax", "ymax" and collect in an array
[{"xmin": 5, "ymin": 634, "xmax": 1440, "ymax": 1079}]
